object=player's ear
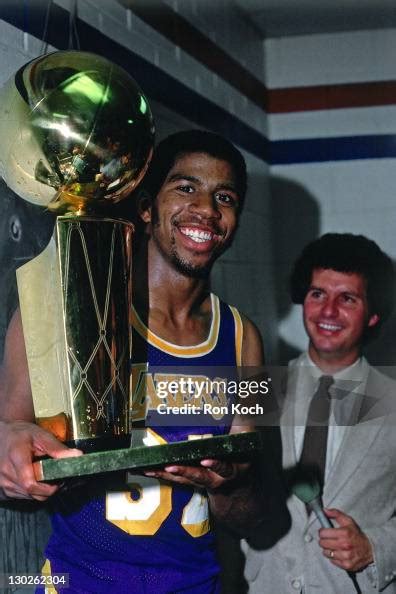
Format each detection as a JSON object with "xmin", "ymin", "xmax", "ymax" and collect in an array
[
  {"xmin": 138, "ymin": 190, "xmax": 152, "ymax": 223},
  {"xmin": 367, "ymin": 313, "xmax": 380, "ymax": 328}
]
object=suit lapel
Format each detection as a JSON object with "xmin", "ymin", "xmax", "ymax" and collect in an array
[
  {"xmin": 281, "ymin": 362, "xmax": 310, "ymax": 523},
  {"xmin": 322, "ymin": 420, "xmax": 383, "ymax": 508},
  {"xmin": 281, "ymin": 363, "xmax": 299, "ymax": 469}
]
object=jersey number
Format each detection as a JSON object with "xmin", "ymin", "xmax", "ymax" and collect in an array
[{"xmin": 105, "ymin": 431, "xmax": 210, "ymax": 537}]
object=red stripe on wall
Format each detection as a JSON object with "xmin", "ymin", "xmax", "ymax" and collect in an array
[
  {"xmin": 120, "ymin": 1, "xmax": 396, "ymax": 115},
  {"xmin": 267, "ymin": 81, "xmax": 396, "ymax": 113}
]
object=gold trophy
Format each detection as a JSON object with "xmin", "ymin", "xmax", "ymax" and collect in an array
[
  {"xmin": 0, "ymin": 51, "xmax": 261, "ymax": 481},
  {"xmin": 0, "ymin": 51, "xmax": 154, "ymax": 455}
]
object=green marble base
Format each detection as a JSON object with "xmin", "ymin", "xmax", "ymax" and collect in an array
[{"xmin": 34, "ymin": 431, "xmax": 262, "ymax": 482}]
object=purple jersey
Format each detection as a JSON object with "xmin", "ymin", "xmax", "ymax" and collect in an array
[{"xmin": 39, "ymin": 294, "xmax": 242, "ymax": 594}]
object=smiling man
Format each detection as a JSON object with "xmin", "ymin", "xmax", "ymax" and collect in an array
[
  {"xmin": 144, "ymin": 152, "xmax": 238, "ymax": 276},
  {"xmin": 302, "ymin": 266, "xmax": 379, "ymax": 372},
  {"xmin": 0, "ymin": 130, "xmax": 284, "ymax": 594},
  {"xmin": 243, "ymin": 233, "xmax": 396, "ymax": 594}
]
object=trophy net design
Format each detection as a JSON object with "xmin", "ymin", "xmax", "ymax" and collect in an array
[{"xmin": 56, "ymin": 216, "xmax": 132, "ymax": 449}]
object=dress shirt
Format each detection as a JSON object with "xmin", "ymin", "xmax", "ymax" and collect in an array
[{"xmin": 292, "ymin": 352, "xmax": 369, "ymax": 483}]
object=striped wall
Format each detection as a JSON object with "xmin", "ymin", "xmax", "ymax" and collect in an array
[{"xmin": 265, "ymin": 30, "xmax": 396, "ymax": 363}]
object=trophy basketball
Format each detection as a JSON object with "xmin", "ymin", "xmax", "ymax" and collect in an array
[{"xmin": 0, "ymin": 51, "xmax": 261, "ymax": 481}]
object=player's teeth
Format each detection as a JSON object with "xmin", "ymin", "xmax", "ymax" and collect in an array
[
  {"xmin": 319, "ymin": 323, "xmax": 342, "ymax": 331},
  {"xmin": 181, "ymin": 228, "xmax": 212, "ymax": 241}
]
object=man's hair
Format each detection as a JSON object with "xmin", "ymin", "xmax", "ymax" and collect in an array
[
  {"xmin": 140, "ymin": 129, "xmax": 247, "ymax": 209},
  {"xmin": 290, "ymin": 233, "xmax": 395, "ymax": 336}
]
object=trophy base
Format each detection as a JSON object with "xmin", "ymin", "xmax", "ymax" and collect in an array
[
  {"xmin": 67, "ymin": 434, "xmax": 131, "ymax": 453},
  {"xmin": 34, "ymin": 431, "xmax": 262, "ymax": 482}
]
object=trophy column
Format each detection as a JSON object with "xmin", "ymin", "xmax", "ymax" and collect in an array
[{"xmin": 17, "ymin": 216, "xmax": 133, "ymax": 453}]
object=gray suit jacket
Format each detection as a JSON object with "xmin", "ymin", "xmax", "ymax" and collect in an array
[{"xmin": 243, "ymin": 357, "xmax": 396, "ymax": 593}]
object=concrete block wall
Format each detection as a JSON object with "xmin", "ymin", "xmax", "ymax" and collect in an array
[
  {"xmin": 163, "ymin": 0, "xmax": 266, "ymax": 80},
  {"xmin": 0, "ymin": 21, "xmax": 51, "ymax": 85},
  {"xmin": 55, "ymin": 0, "xmax": 267, "ymax": 134},
  {"xmin": 265, "ymin": 28, "xmax": 396, "ymax": 364}
]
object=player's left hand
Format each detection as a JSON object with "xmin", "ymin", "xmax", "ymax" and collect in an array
[
  {"xmin": 319, "ymin": 508, "xmax": 374, "ymax": 572},
  {"xmin": 144, "ymin": 459, "xmax": 250, "ymax": 491}
]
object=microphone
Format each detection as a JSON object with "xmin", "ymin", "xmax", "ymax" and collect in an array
[
  {"xmin": 291, "ymin": 478, "xmax": 362, "ymax": 594},
  {"xmin": 291, "ymin": 479, "xmax": 331, "ymax": 527}
]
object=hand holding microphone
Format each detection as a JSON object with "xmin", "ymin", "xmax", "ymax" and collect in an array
[{"xmin": 292, "ymin": 478, "xmax": 369, "ymax": 594}]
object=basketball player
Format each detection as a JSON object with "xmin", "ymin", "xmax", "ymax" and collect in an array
[{"xmin": 0, "ymin": 130, "xmax": 278, "ymax": 593}]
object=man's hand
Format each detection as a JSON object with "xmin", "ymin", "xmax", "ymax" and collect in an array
[
  {"xmin": 144, "ymin": 459, "xmax": 249, "ymax": 492},
  {"xmin": 319, "ymin": 508, "xmax": 374, "ymax": 572},
  {"xmin": 0, "ymin": 420, "xmax": 82, "ymax": 501}
]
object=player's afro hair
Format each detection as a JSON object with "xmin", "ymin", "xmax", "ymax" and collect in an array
[{"xmin": 140, "ymin": 129, "xmax": 247, "ymax": 211}]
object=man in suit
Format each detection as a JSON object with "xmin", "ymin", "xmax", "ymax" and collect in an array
[{"xmin": 243, "ymin": 233, "xmax": 396, "ymax": 594}]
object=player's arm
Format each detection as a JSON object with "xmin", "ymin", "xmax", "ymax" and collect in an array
[
  {"xmin": 145, "ymin": 317, "xmax": 288, "ymax": 536},
  {"xmin": 240, "ymin": 313, "xmax": 264, "ymax": 367},
  {"xmin": 201, "ymin": 313, "xmax": 264, "ymax": 475},
  {"xmin": 0, "ymin": 309, "xmax": 81, "ymax": 501},
  {"xmin": 228, "ymin": 313, "xmax": 265, "ymax": 433},
  {"xmin": 204, "ymin": 315, "xmax": 278, "ymax": 534},
  {"xmin": 0, "ymin": 308, "xmax": 34, "ymax": 421}
]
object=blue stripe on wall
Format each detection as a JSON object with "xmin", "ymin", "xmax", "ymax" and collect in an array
[
  {"xmin": 270, "ymin": 134, "xmax": 396, "ymax": 165},
  {"xmin": 0, "ymin": 4, "xmax": 268, "ymax": 162}
]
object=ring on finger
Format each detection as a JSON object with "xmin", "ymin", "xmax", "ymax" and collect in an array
[{"xmin": 329, "ymin": 550, "xmax": 335, "ymax": 558}]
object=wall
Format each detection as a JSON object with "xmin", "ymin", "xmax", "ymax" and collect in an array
[{"xmin": 264, "ymin": 28, "xmax": 396, "ymax": 364}]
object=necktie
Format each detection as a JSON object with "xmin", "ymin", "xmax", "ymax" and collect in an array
[{"xmin": 298, "ymin": 375, "xmax": 334, "ymax": 491}]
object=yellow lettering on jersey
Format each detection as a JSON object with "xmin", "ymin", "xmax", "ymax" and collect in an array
[
  {"xmin": 181, "ymin": 491, "xmax": 210, "ymax": 537},
  {"xmin": 132, "ymin": 371, "xmax": 229, "ymax": 420},
  {"xmin": 41, "ymin": 559, "xmax": 58, "ymax": 594},
  {"xmin": 106, "ymin": 476, "xmax": 172, "ymax": 536},
  {"xmin": 180, "ymin": 433, "xmax": 212, "ymax": 537},
  {"xmin": 131, "ymin": 364, "xmax": 165, "ymax": 421},
  {"xmin": 130, "ymin": 363, "xmax": 148, "ymax": 421},
  {"xmin": 106, "ymin": 429, "xmax": 172, "ymax": 535},
  {"xmin": 154, "ymin": 373, "xmax": 190, "ymax": 408}
]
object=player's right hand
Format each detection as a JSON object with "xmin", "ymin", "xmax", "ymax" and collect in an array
[{"xmin": 0, "ymin": 420, "xmax": 82, "ymax": 501}]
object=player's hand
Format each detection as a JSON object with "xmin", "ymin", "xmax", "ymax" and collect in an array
[
  {"xmin": 0, "ymin": 420, "xmax": 82, "ymax": 501},
  {"xmin": 144, "ymin": 459, "xmax": 250, "ymax": 491},
  {"xmin": 319, "ymin": 508, "xmax": 374, "ymax": 572}
]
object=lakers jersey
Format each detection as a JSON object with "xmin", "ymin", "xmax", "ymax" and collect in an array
[{"xmin": 41, "ymin": 294, "xmax": 242, "ymax": 594}]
